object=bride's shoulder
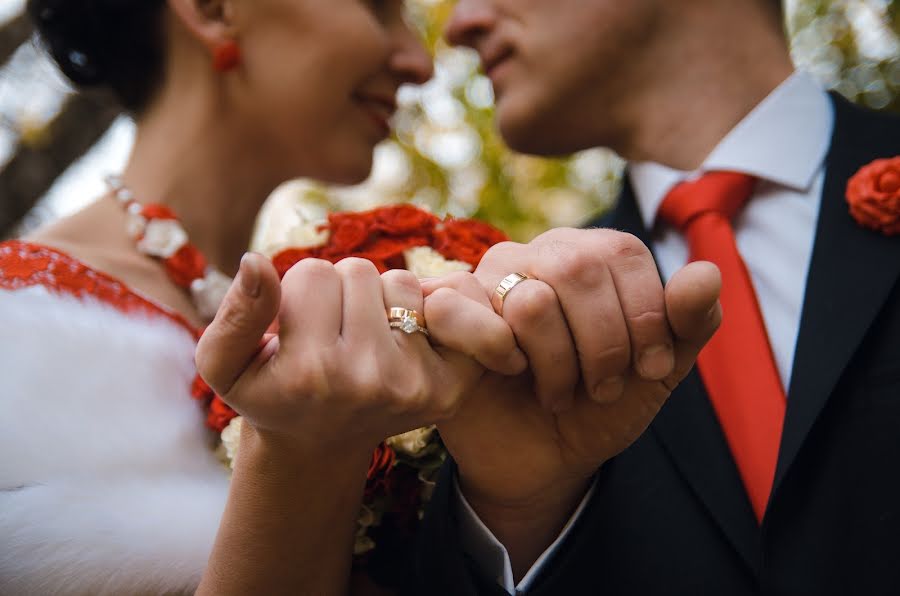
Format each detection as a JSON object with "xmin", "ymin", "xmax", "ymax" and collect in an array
[{"xmin": 0, "ymin": 239, "xmax": 197, "ymax": 337}]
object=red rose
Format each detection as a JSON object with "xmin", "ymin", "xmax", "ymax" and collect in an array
[
  {"xmin": 328, "ymin": 213, "xmax": 372, "ymax": 252},
  {"xmin": 165, "ymin": 244, "xmax": 207, "ymax": 288},
  {"xmin": 191, "ymin": 374, "xmax": 213, "ymax": 401},
  {"xmin": 433, "ymin": 218, "xmax": 508, "ymax": 266},
  {"xmin": 141, "ymin": 204, "xmax": 178, "ymax": 220},
  {"xmin": 365, "ymin": 443, "xmax": 397, "ymax": 500},
  {"xmin": 272, "ymin": 247, "xmax": 320, "ymax": 279},
  {"xmin": 846, "ymin": 157, "xmax": 900, "ymax": 236},
  {"xmin": 374, "ymin": 205, "xmax": 439, "ymax": 235},
  {"xmin": 207, "ymin": 396, "xmax": 238, "ymax": 432},
  {"xmin": 362, "ymin": 234, "xmax": 431, "ymax": 261}
]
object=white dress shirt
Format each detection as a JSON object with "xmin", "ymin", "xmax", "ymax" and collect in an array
[{"xmin": 456, "ymin": 71, "xmax": 835, "ymax": 594}]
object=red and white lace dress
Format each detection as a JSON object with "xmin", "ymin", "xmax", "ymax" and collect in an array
[{"xmin": 0, "ymin": 241, "xmax": 230, "ymax": 595}]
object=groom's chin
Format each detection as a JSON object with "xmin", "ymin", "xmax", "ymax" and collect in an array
[{"xmin": 497, "ymin": 109, "xmax": 592, "ymax": 158}]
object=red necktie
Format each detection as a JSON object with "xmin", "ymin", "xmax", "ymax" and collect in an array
[{"xmin": 658, "ymin": 171, "xmax": 786, "ymax": 522}]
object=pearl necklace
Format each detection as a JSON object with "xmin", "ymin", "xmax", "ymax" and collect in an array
[{"xmin": 105, "ymin": 176, "xmax": 233, "ymax": 323}]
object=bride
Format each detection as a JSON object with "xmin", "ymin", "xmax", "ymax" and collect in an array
[{"xmin": 0, "ymin": 0, "xmax": 525, "ymax": 593}]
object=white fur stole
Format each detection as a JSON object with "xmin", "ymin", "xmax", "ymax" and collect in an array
[{"xmin": 0, "ymin": 287, "xmax": 230, "ymax": 595}]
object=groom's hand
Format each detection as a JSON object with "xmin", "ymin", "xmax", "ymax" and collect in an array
[
  {"xmin": 430, "ymin": 228, "xmax": 722, "ymax": 578},
  {"xmin": 472, "ymin": 227, "xmax": 680, "ymax": 413}
]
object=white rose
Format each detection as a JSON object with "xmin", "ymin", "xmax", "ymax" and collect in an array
[
  {"xmin": 137, "ymin": 219, "xmax": 189, "ymax": 258},
  {"xmin": 386, "ymin": 426, "xmax": 436, "ymax": 458},
  {"xmin": 403, "ymin": 246, "xmax": 472, "ymax": 279},
  {"xmin": 286, "ymin": 220, "xmax": 331, "ymax": 249},
  {"xmin": 220, "ymin": 416, "xmax": 244, "ymax": 470}
]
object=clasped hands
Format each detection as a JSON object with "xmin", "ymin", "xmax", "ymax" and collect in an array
[{"xmin": 195, "ymin": 227, "xmax": 721, "ymax": 549}]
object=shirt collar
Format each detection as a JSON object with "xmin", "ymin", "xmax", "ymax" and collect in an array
[{"xmin": 628, "ymin": 71, "xmax": 835, "ymax": 230}]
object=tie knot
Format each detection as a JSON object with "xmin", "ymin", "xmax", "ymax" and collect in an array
[{"xmin": 658, "ymin": 171, "xmax": 756, "ymax": 231}]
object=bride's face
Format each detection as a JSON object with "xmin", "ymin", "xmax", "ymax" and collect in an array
[
  {"xmin": 445, "ymin": 0, "xmax": 662, "ymax": 156},
  {"xmin": 234, "ymin": 0, "xmax": 433, "ymax": 185}
]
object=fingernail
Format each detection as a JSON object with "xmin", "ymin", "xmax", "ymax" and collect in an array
[
  {"xmin": 592, "ymin": 376, "xmax": 624, "ymax": 403},
  {"xmin": 639, "ymin": 345, "xmax": 674, "ymax": 380},
  {"xmin": 238, "ymin": 253, "xmax": 261, "ymax": 298}
]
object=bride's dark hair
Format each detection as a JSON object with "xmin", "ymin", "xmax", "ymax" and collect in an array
[{"xmin": 26, "ymin": 0, "xmax": 167, "ymax": 114}]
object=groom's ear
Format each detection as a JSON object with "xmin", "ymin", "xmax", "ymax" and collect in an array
[{"xmin": 167, "ymin": 0, "xmax": 238, "ymax": 54}]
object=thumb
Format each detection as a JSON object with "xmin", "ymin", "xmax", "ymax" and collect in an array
[
  {"xmin": 195, "ymin": 252, "xmax": 281, "ymax": 396},
  {"xmin": 664, "ymin": 261, "xmax": 722, "ymax": 385}
]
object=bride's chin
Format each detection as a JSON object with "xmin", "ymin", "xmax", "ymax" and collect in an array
[{"xmin": 316, "ymin": 160, "xmax": 375, "ymax": 187}]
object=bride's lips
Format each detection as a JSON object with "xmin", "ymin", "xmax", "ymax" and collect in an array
[
  {"xmin": 354, "ymin": 94, "xmax": 397, "ymax": 137},
  {"xmin": 481, "ymin": 46, "xmax": 515, "ymax": 83}
]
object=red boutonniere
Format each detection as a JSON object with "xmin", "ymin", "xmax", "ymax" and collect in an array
[{"xmin": 846, "ymin": 157, "xmax": 900, "ymax": 236}]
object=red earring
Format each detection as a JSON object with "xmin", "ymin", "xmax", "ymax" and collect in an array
[{"xmin": 212, "ymin": 41, "xmax": 241, "ymax": 72}]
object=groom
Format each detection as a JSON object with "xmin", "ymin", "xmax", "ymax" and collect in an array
[{"xmin": 413, "ymin": 0, "xmax": 900, "ymax": 594}]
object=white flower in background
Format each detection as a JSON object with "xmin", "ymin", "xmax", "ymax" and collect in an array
[
  {"xmin": 137, "ymin": 219, "xmax": 189, "ymax": 258},
  {"xmin": 386, "ymin": 426, "xmax": 436, "ymax": 458},
  {"xmin": 220, "ymin": 416, "xmax": 244, "ymax": 470},
  {"xmin": 286, "ymin": 220, "xmax": 331, "ymax": 249},
  {"xmin": 191, "ymin": 268, "xmax": 234, "ymax": 321},
  {"xmin": 403, "ymin": 247, "xmax": 471, "ymax": 279}
]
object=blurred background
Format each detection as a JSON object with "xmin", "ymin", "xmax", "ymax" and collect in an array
[{"xmin": 0, "ymin": 0, "xmax": 898, "ymax": 249}]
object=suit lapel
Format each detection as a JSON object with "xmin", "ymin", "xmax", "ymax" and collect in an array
[
  {"xmin": 772, "ymin": 95, "xmax": 900, "ymax": 494},
  {"xmin": 590, "ymin": 181, "xmax": 761, "ymax": 572}
]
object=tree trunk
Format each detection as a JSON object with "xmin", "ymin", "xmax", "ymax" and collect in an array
[
  {"xmin": 0, "ymin": 13, "xmax": 32, "ymax": 67},
  {"xmin": 0, "ymin": 93, "xmax": 120, "ymax": 238}
]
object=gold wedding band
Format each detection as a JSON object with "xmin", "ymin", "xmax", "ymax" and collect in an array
[
  {"xmin": 491, "ymin": 272, "xmax": 535, "ymax": 315},
  {"xmin": 387, "ymin": 307, "xmax": 429, "ymax": 337}
]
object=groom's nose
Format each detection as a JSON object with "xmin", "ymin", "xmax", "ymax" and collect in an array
[{"xmin": 445, "ymin": 0, "xmax": 496, "ymax": 49}]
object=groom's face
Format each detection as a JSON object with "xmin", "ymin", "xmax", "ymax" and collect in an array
[{"xmin": 446, "ymin": 0, "xmax": 663, "ymax": 155}]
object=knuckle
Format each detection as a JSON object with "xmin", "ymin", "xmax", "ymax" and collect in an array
[
  {"xmin": 216, "ymin": 300, "xmax": 254, "ymax": 335},
  {"xmin": 505, "ymin": 281, "xmax": 557, "ymax": 324},
  {"xmin": 282, "ymin": 258, "xmax": 335, "ymax": 288},
  {"xmin": 425, "ymin": 287, "xmax": 459, "ymax": 321},
  {"xmin": 534, "ymin": 226, "xmax": 579, "ymax": 245},
  {"xmin": 481, "ymin": 241, "xmax": 521, "ymax": 265},
  {"xmin": 551, "ymin": 248, "xmax": 598, "ymax": 283},
  {"xmin": 382, "ymin": 269, "xmax": 423, "ymax": 297},
  {"xmin": 628, "ymin": 308, "xmax": 668, "ymax": 332},
  {"xmin": 444, "ymin": 271, "xmax": 478, "ymax": 291},
  {"xmin": 385, "ymin": 369, "xmax": 429, "ymax": 410},
  {"xmin": 589, "ymin": 343, "xmax": 631, "ymax": 371},
  {"xmin": 335, "ymin": 257, "xmax": 379, "ymax": 279},
  {"xmin": 606, "ymin": 232, "xmax": 650, "ymax": 262}
]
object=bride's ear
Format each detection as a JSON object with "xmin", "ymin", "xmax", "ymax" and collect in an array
[{"xmin": 167, "ymin": 0, "xmax": 238, "ymax": 55}]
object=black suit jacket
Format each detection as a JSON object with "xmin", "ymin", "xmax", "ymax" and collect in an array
[{"xmin": 410, "ymin": 95, "xmax": 900, "ymax": 595}]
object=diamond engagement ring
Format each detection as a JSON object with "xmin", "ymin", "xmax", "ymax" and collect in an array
[
  {"xmin": 491, "ymin": 272, "xmax": 535, "ymax": 315},
  {"xmin": 387, "ymin": 307, "xmax": 430, "ymax": 337}
]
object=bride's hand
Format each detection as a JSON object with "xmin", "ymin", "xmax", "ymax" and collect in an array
[{"xmin": 195, "ymin": 253, "xmax": 518, "ymax": 452}]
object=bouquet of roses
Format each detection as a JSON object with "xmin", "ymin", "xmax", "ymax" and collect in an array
[{"xmin": 193, "ymin": 204, "xmax": 507, "ymax": 576}]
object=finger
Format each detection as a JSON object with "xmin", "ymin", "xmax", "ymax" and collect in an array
[
  {"xmin": 334, "ymin": 257, "xmax": 387, "ymax": 344},
  {"xmin": 277, "ymin": 258, "xmax": 342, "ymax": 351},
  {"xmin": 472, "ymin": 243, "xmax": 580, "ymax": 412},
  {"xmin": 543, "ymin": 253, "xmax": 634, "ymax": 405},
  {"xmin": 421, "ymin": 271, "xmax": 493, "ymax": 309},
  {"xmin": 664, "ymin": 261, "xmax": 723, "ymax": 387},
  {"xmin": 603, "ymin": 235, "xmax": 675, "ymax": 382},
  {"xmin": 381, "ymin": 268, "xmax": 428, "ymax": 346},
  {"xmin": 196, "ymin": 253, "xmax": 281, "ymax": 396},
  {"xmin": 425, "ymin": 287, "xmax": 527, "ymax": 375},
  {"xmin": 498, "ymin": 279, "xmax": 580, "ymax": 412}
]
